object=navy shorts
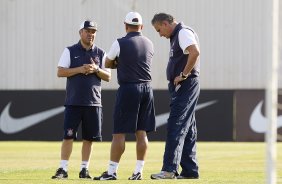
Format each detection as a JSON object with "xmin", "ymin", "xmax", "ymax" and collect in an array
[
  {"xmin": 113, "ymin": 82, "xmax": 156, "ymax": 134},
  {"xmin": 63, "ymin": 106, "xmax": 102, "ymax": 141}
]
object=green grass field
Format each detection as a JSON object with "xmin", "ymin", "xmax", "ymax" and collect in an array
[{"xmin": 0, "ymin": 142, "xmax": 281, "ymax": 184}]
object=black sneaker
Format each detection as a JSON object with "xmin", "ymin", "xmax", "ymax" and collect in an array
[
  {"xmin": 177, "ymin": 175, "xmax": 199, "ymax": 179},
  {"xmin": 51, "ymin": 168, "xmax": 68, "ymax": 179},
  {"xmin": 79, "ymin": 168, "xmax": 92, "ymax": 179},
  {"xmin": 128, "ymin": 172, "xmax": 142, "ymax": 180},
  {"xmin": 93, "ymin": 171, "xmax": 117, "ymax": 180}
]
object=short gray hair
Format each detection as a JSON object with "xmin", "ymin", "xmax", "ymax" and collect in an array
[{"xmin": 151, "ymin": 13, "xmax": 175, "ymax": 25}]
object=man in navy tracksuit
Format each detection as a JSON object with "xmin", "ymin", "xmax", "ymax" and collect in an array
[
  {"xmin": 94, "ymin": 12, "xmax": 156, "ymax": 181},
  {"xmin": 151, "ymin": 13, "xmax": 200, "ymax": 180},
  {"xmin": 52, "ymin": 20, "xmax": 111, "ymax": 179}
]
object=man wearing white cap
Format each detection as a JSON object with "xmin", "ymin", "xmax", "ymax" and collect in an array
[
  {"xmin": 94, "ymin": 12, "xmax": 156, "ymax": 180},
  {"xmin": 51, "ymin": 20, "xmax": 111, "ymax": 179}
]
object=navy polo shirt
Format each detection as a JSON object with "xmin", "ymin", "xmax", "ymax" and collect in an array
[
  {"xmin": 65, "ymin": 41, "xmax": 105, "ymax": 106},
  {"xmin": 116, "ymin": 32, "xmax": 154, "ymax": 84},
  {"xmin": 167, "ymin": 23, "xmax": 200, "ymax": 81}
]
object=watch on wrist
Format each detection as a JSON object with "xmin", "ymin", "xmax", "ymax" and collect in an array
[{"xmin": 180, "ymin": 72, "xmax": 188, "ymax": 79}]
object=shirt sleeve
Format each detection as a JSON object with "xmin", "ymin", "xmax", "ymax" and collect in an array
[
  {"xmin": 58, "ymin": 48, "xmax": 71, "ymax": 68},
  {"xmin": 101, "ymin": 53, "xmax": 111, "ymax": 73},
  {"xmin": 178, "ymin": 29, "xmax": 198, "ymax": 55},
  {"xmin": 107, "ymin": 40, "xmax": 120, "ymax": 60}
]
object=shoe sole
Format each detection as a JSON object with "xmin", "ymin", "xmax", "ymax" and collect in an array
[
  {"xmin": 100, "ymin": 178, "xmax": 116, "ymax": 180},
  {"xmin": 129, "ymin": 179, "xmax": 142, "ymax": 180},
  {"xmin": 128, "ymin": 178, "xmax": 142, "ymax": 180},
  {"xmin": 151, "ymin": 176, "xmax": 176, "ymax": 180},
  {"xmin": 93, "ymin": 177, "xmax": 117, "ymax": 180},
  {"xmin": 51, "ymin": 177, "xmax": 68, "ymax": 179},
  {"xmin": 177, "ymin": 176, "xmax": 199, "ymax": 179}
]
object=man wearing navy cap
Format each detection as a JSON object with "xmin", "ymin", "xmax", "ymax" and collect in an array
[
  {"xmin": 150, "ymin": 13, "xmax": 200, "ymax": 180},
  {"xmin": 94, "ymin": 12, "xmax": 156, "ymax": 180},
  {"xmin": 51, "ymin": 20, "xmax": 111, "ymax": 179}
]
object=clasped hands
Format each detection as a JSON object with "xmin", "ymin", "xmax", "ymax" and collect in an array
[{"xmin": 82, "ymin": 63, "xmax": 99, "ymax": 75}]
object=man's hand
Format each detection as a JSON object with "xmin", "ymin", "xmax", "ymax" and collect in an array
[
  {"xmin": 174, "ymin": 72, "xmax": 189, "ymax": 86},
  {"xmin": 83, "ymin": 64, "xmax": 98, "ymax": 75},
  {"xmin": 174, "ymin": 75, "xmax": 185, "ymax": 86},
  {"xmin": 105, "ymin": 57, "xmax": 118, "ymax": 69}
]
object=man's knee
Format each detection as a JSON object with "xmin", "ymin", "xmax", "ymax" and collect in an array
[
  {"xmin": 135, "ymin": 131, "xmax": 148, "ymax": 144},
  {"xmin": 112, "ymin": 134, "xmax": 126, "ymax": 143}
]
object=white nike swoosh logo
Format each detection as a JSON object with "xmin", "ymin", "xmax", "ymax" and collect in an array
[
  {"xmin": 74, "ymin": 56, "xmax": 80, "ymax": 59},
  {"xmin": 249, "ymin": 101, "xmax": 282, "ymax": 133},
  {"xmin": 155, "ymin": 100, "xmax": 217, "ymax": 128},
  {"xmin": 0, "ymin": 102, "xmax": 64, "ymax": 134}
]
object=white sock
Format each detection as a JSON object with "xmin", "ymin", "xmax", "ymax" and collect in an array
[
  {"xmin": 60, "ymin": 160, "xmax": 68, "ymax": 172},
  {"xmin": 107, "ymin": 161, "xmax": 119, "ymax": 175},
  {"xmin": 80, "ymin": 161, "xmax": 89, "ymax": 170},
  {"xmin": 134, "ymin": 160, "xmax": 145, "ymax": 174}
]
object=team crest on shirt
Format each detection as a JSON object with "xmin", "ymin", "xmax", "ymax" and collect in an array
[
  {"xmin": 67, "ymin": 129, "xmax": 73, "ymax": 136},
  {"xmin": 93, "ymin": 55, "xmax": 100, "ymax": 64}
]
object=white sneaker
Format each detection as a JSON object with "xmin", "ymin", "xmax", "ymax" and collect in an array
[{"xmin": 151, "ymin": 171, "xmax": 176, "ymax": 179}]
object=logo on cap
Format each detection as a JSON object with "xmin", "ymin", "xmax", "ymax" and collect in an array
[
  {"xmin": 80, "ymin": 20, "xmax": 98, "ymax": 31},
  {"xmin": 89, "ymin": 21, "xmax": 95, "ymax": 27}
]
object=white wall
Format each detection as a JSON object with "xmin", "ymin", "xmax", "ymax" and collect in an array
[{"xmin": 0, "ymin": 0, "xmax": 281, "ymax": 89}]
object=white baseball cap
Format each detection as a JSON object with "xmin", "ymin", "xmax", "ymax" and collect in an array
[{"xmin": 124, "ymin": 12, "xmax": 142, "ymax": 25}]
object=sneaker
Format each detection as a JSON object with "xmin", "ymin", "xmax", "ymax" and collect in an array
[
  {"xmin": 128, "ymin": 172, "xmax": 142, "ymax": 180},
  {"xmin": 93, "ymin": 171, "xmax": 117, "ymax": 180},
  {"xmin": 79, "ymin": 168, "xmax": 92, "ymax": 179},
  {"xmin": 51, "ymin": 168, "xmax": 68, "ymax": 179},
  {"xmin": 151, "ymin": 171, "xmax": 176, "ymax": 179},
  {"xmin": 177, "ymin": 175, "xmax": 199, "ymax": 179}
]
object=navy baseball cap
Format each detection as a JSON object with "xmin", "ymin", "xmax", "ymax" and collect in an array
[{"xmin": 79, "ymin": 20, "xmax": 98, "ymax": 31}]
